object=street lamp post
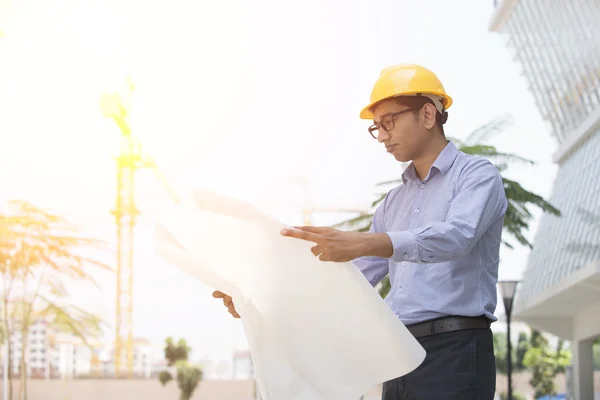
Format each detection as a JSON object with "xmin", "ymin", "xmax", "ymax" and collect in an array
[{"xmin": 499, "ymin": 280, "xmax": 520, "ymax": 400}]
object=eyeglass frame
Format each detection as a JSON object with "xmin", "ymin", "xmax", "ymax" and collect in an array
[{"xmin": 367, "ymin": 107, "xmax": 421, "ymax": 139}]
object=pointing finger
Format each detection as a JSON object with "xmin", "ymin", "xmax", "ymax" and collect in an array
[
  {"xmin": 280, "ymin": 228, "xmax": 321, "ymax": 243},
  {"xmin": 295, "ymin": 226, "xmax": 331, "ymax": 234}
]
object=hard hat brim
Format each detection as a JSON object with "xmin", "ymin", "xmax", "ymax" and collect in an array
[{"xmin": 359, "ymin": 92, "xmax": 453, "ymax": 120}]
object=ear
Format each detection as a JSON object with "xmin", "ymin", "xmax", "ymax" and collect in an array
[{"xmin": 421, "ymin": 103, "xmax": 437, "ymax": 130}]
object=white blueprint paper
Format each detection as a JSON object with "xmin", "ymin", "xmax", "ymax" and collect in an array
[{"xmin": 153, "ymin": 189, "xmax": 426, "ymax": 400}]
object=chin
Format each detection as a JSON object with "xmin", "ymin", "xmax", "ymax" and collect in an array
[{"xmin": 392, "ymin": 152, "xmax": 410, "ymax": 163}]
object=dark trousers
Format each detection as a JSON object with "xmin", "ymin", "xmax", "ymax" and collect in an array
[{"xmin": 382, "ymin": 327, "xmax": 496, "ymax": 400}]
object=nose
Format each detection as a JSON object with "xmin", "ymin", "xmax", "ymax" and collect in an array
[{"xmin": 377, "ymin": 129, "xmax": 390, "ymax": 143}]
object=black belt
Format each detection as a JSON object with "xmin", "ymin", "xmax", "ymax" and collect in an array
[{"xmin": 406, "ymin": 316, "xmax": 490, "ymax": 339}]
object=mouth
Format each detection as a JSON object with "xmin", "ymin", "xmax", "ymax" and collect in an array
[{"xmin": 386, "ymin": 144, "xmax": 396, "ymax": 152}]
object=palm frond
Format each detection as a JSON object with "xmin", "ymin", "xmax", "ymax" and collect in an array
[
  {"xmin": 464, "ymin": 114, "xmax": 514, "ymax": 144},
  {"xmin": 502, "ymin": 239, "xmax": 515, "ymax": 250},
  {"xmin": 503, "ymin": 200, "xmax": 534, "ymax": 248},
  {"xmin": 448, "ymin": 136, "xmax": 465, "ymax": 148},
  {"xmin": 1, "ymin": 198, "xmax": 110, "ymax": 356},
  {"xmin": 503, "ymin": 177, "xmax": 560, "ymax": 216},
  {"xmin": 459, "ymin": 145, "xmax": 536, "ymax": 166},
  {"xmin": 370, "ymin": 192, "xmax": 387, "ymax": 208},
  {"xmin": 38, "ymin": 296, "xmax": 105, "ymax": 348},
  {"xmin": 332, "ymin": 214, "xmax": 373, "ymax": 232},
  {"xmin": 495, "ymin": 163, "xmax": 509, "ymax": 173}
]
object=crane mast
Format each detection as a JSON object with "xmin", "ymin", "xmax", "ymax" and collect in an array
[
  {"xmin": 113, "ymin": 132, "xmax": 142, "ymax": 378},
  {"xmin": 100, "ymin": 83, "xmax": 149, "ymax": 378}
]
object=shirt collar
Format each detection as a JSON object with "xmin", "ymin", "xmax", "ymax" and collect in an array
[{"xmin": 401, "ymin": 140, "xmax": 459, "ymax": 184}]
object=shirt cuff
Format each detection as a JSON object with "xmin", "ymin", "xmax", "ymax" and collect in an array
[{"xmin": 385, "ymin": 231, "xmax": 418, "ymax": 263}]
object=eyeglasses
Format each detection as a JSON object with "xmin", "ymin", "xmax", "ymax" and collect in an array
[{"xmin": 368, "ymin": 107, "xmax": 420, "ymax": 139}]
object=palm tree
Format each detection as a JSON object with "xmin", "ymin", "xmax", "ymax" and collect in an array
[
  {"xmin": 334, "ymin": 115, "xmax": 560, "ymax": 298},
  {"xmin": 0, "ymin": 200, "xmax": 110, "ymax": 399}
]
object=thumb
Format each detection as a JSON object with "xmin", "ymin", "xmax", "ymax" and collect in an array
[{"xmin": 212, "ymin": 290, "xmax": 226, "ymax": 298}]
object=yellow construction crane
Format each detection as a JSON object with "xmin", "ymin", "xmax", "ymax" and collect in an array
[{"xmin": 100, "ymin": 79, "xmax": 179, "ymax": 378}]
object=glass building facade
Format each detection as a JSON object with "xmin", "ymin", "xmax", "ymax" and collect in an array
[
  {"xmin": 490, "ymin": 1, "xmax": 600, "ymax": 398},
  {"xmin": 495, "ymin": 0, "xmax": 600, "ymax": 143},
  {"xmin": 490, "ymin": 0, "xmax": 600, "ymax": 308}
]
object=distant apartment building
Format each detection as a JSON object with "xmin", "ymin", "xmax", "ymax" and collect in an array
[
  {"xmin": 53, "ymin": 335, "xmax": 94, "ymax": 378},
  {"xmin": 190, "ymin": 349, "xmax": 256, "ymax": 381},
  {"xmin": 489, "ymin": 1, "xmax": 600, "ymax": 399},
  {"xmin": 97, "ymin": 338, "xmax": 156, "ymax": 378},
  {"xmin": 5, "ymin": 317, "xmax": 82, "ymax": 379},
  {"xmin": 232, "ymin": 350, "xmax": 254, "ymax": 380},
  {"xmin": 2, "ymin": 317, "xmax": 156, "ymax": 379}
]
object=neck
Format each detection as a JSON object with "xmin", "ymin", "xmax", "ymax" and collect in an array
[{"xmin": 412, "ymin": 135, "xmax": 448, "ymax": 181}]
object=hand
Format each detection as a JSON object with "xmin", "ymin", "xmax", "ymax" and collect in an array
[
  {"xmin": 212, "ymin": 290, "xmax": 240, "ymax": 318},
  {"xmin": 280, "ymin": 226, "xmax": 393, "ymax": 262}
]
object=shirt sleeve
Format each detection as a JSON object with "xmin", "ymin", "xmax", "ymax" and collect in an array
[
  {"xmin": 386, "ymin": 158, "xmax": 508, "ymax": 264},
  {"xmin": 351, "ymin": 194, "xmax": 390, "ymax": 287}
]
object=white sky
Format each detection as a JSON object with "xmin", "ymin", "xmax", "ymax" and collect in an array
[{"xmin": 0, "ymin": 0, "xmax": 558, "ymax": 357}]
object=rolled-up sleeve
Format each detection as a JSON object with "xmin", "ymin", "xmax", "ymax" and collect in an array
[
  {"xmin": 386, "ymin": 158, "xmax": 507, "ymax": 263},
  {"xmin": 351, "ymin": 194, "xmax": 390, "ymax": 286}
]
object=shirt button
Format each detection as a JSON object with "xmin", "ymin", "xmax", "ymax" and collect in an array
[
  {"xmin": 395, "ymin": 313, "xmax": 400, "ymax": 318},
  {"xmin": 414, "ymin": 208, "xmax": 420, "ymax": 214},
  {"xmin": 397, "ymin": 287, "xmax": 402, "ymax": 292},
  {"xmin": 402, "ymin": 261, "xmax": 407, "ymax": 266},
  {"xmin": 403, "ymin": 254, "xmax": 408, "ymax": 260},
  {"xmin": 420, "ymin": 184, "xmax": 425, "ymax": 188}
]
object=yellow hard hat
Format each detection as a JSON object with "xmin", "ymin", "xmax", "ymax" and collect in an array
[{"xmin": 360, "ymin": 64, "xmax": 453, "ymax": 120}]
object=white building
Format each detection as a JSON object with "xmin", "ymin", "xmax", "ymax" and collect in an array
[
  {"xmin": 2, "ymin": 317, "xmax": 156, "ymax": 379},
  {"xmin": 232, "ymin": 350, "xmax": 254, "ymax": 380},
  {"xmin": 5, "ymin": 317, "xmax": 93, "ymax": 379},
  {"xmin": 53, "ymin": 335, "xmax": 94, "ymax": 378},
  {"xmin": 99, "ymin": 338, "xmax": 157, "ymax": 378},
  {"xmin": 489, "ymin": 1, "xmax": 600, "ymax": 399},
  {"xmin": 9, "ymin": 318, "xmax": 53, "ymax": 378}
]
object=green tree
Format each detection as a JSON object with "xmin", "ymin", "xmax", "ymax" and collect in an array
[
  {"xmin": 334, "ymin": 115, "xmax": 560, "ymax": 298},
  {"xmin": 0, "ymin": 200, "xmax": 110, "ymax": 400},
  {"xmin": 499, "ymin": 393, "xmax": 526, "ymax": 400},
  {"xmin": 523, "ymin": 330, "xmax": 571, "ymax": 398},
  {"xmin": 164, "ymin": 337, "xmax": 191, "ymax": 366},
  {"xmin": 159, "ymin": 370, "xmax": 173, "ymax": 386},
  {"xmin": 494, "ymin": 330, "xmax": 531, "ymax": 375},
  {"xmin": 159, "ymin": 337, "xmax": 203, "ymax": 400},
  {"xmin": 514, "ymin": 331, "xmax": 530, "ymax": 372},
  {"xmin": 176, "ymin": 360, "xmax": 203, "ymax": 400},
  {"xmin": 494, "ymin": 332, "xmax": 508, "ymax": 375}
]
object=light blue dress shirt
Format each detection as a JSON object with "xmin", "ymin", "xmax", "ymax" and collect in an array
[{"xmin": 352, "ymin": 141, "xmax": 507, "ymax": 325}]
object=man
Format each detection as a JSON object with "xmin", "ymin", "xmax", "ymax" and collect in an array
[{"xmin": 214, "ymin": 64, "xmax": 506, "ymax": 399}]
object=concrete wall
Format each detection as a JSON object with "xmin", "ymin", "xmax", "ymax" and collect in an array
[
  {"xmin": 495, "ymin": 371, "xmax": 600, "ymax": 399},
  {"xmin": 0, "ymin": 379, "xmax": 256, "ymax": 400},
  {"xmin": 5, "ymin": 373, "xmax": 598, "ymax": 400},
  {"xmin": 0, "ymin": 379, "xmax": 382, "ymax": 400}
]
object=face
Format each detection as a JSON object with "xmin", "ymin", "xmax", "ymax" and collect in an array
[{"xmin": 370, "ymin": 98, "xmax": 437, "ymax": 162}]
